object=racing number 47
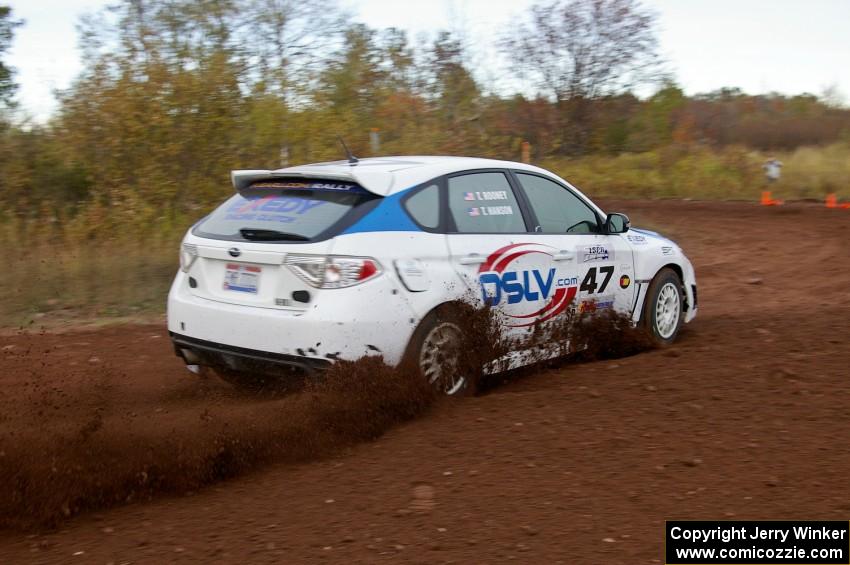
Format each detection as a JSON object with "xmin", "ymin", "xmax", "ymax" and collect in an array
[{"xmin": 580, "ymin": 266, "xmax": 614, "ymax": 294}]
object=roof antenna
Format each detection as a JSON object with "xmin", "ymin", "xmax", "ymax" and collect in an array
[{"xmin": 337, "ymin": 136, "xmax": 359, "ymax": 165}]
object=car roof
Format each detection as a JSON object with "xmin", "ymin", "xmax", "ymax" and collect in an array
[{"xmin": 231, "ymin": 156, "xmax": 565, "ymax": 196}]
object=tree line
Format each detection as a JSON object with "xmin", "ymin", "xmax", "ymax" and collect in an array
[{"xmin": 0, "ymin": 0, "xmax": 848, "ymax": 228}]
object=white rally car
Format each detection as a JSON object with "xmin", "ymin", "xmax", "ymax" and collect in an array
[{"xmin": 168, "ymin": 156, "xmax": 697, "ymax": 393}]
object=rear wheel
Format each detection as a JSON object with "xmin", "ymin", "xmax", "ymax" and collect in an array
[
  {"xmin": 406, "ymin": 310, "xmax": 471, "ymax": 396},
  {"xmin": 641, "ymin": 268, "xmax": 684, "ymax": 346}
]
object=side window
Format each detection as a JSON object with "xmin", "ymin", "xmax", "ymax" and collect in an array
[
  {"xmin": 404, "ymin": 184, "xmax": 440, "ymax": 229},
  {"xmin": 515, "ymin": 173, "xmax": 599, "ymax": 234},
  {"xmin": 448, "ymin": 172, "xmax": 526, "ymax": 233}
]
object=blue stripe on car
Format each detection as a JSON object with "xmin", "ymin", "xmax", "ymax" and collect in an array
[{"xmin": 342, "ymin": 190, "xmax": 422, "ymax": 234}]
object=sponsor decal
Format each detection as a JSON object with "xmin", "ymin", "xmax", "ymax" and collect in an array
[
  {"xmin": 224, "ymin": 195, "xmax": 326, "ymax": 223},
  {"xmin": 249, "ymin": 181, "xmax": 366, "ymax": 193},
  {"xmin": 580, "ymin": 244, "xmax": 613, "ymax": 262},
  {"xmin": 619, "ymin": 274, "xmax": 631, "ymax": 289},
  {"xmin": 577, "ymin": 297, "xmax": 615, "ymax": 313},
  {"xmin": 661, "ymin": 246, "xmax": 675, "ymax": 256},
  {"xmin": 626, "ymin": 234, "xmax": 647, "ymax": 245},
  {"xmin": 477, "ymin": 243, "xmax": 578, "ymax": 327}
]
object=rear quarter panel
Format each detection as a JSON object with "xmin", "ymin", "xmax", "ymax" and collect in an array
[{"xmin": 330, "ymin": 231, "xmax": 465, "ymax": 321}]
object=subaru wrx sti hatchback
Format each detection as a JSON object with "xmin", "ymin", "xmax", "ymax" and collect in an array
[{"xmin": 168, "ymin": 156, "xmax": 697, "ymax": 393}]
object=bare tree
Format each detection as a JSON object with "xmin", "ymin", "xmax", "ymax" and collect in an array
[
  {"xmin": 502, "ymin": 0, "xmax": 660, "ymax": 152},
  {"xmin": 243, "ymin": 0, "xmax": 348, "ymax": 102}
]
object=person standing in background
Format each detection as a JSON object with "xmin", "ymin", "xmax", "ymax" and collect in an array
[{"xmin": 763, "ymin": 157, "xmax": 783, "ymax": 184}]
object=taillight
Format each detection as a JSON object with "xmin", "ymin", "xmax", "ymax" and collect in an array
[
  {"xmin": 285, "ymin": 255, "xmax": 382, "ymax": 289},
  {"xmin": 180, "ymin": 243, "xmax": 198, "ymax": 273}
]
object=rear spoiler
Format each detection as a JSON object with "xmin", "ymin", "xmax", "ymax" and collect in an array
[{"xmin": 231, "ymin": 167, "xmax": 396, "ymax": 196}]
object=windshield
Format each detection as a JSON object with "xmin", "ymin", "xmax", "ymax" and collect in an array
[{"xmin": 194, "ymin": 183, "xmax": 377, "ymax": 242}]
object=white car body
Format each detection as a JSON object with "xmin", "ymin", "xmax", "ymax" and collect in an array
[{"xmin": 168, "ymin": 156, "xmax": 697, "ymax": 375}]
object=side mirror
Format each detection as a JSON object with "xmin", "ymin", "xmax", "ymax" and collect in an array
[{"xmin": 605, "ymin": 213, "xmax": 630, "ymax": 234}]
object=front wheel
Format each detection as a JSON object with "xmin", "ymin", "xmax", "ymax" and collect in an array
[
  {"xmin": 405, "ymin": 311, "xmax": 472, "ymax": 396},
  {"xmin": 641, "ymin": 268, "xmax": 684, "ymax": 346}
]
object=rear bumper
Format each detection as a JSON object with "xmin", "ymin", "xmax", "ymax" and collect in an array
[
  {"xmin": 167, "ymin": 270, "xmax": 419, "ymax": 366},
  {"xmin": 171, "ymin": 332, "xmax": 331, "ymax": 374}
]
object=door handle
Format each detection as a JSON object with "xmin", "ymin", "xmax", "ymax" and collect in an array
[
  {"xmin": 552, "ymin": 250, "xmax": 574, "ymax": 262},
  {"xmin": 459, "ymin": 253, "xmax": 486, "ymax": 265}
]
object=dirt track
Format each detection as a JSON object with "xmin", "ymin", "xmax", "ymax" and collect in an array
[{"xmin": 2, "ymin": 199, "xmax": 850, "ymax": 563}]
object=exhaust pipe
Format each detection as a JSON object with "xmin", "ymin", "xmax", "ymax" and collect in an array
[{"xmin": 180, "ymin": 347, "xmax": 202, "ymax": 365}]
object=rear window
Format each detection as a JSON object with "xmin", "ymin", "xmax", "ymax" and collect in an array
[{"xmin": 193, "ymin": 180, "xmax": 378, "ymax": 242}]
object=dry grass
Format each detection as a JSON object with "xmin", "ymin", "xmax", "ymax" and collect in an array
[
  {"xmin": 780, "ymin": 143, "xmax": 850, "ymax": 199},
  {"xmin": 3, "ymin": 236, "xmax": 179, "ymax": 327},
  {"xmin": 544, "ymin": 142, "xmax": 850, "ymax": 201}
]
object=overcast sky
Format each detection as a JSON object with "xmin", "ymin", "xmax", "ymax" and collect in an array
[{"xmin": 6, "ymin": 0, "xmax": 850, "ymax": 121}]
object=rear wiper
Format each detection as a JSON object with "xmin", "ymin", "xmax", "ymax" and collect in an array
[{"xmin": 239, "ymin": 228, "xmax": 309, "ymax": 241}]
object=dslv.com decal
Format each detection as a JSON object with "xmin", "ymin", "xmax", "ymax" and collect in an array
[{"xmin": 477, "ymin": 243, "xmax": 578, "ymax": 327}]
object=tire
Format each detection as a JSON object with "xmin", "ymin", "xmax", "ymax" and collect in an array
[
  {"xmin": 404, "ymin": 309, "xmax": 473, "ymax": 396},
  {"xmin": 641, "ymin": 268, "xmax": 685, "ymax": 346}
]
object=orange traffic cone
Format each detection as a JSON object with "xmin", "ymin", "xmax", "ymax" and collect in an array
[
  {"xmin": 760, "ymin": 191, "xmax": 783, "ymax": 206},
  {"xmin": 826, "ymin": 193, "xmax": 838, "ymax": 208}
]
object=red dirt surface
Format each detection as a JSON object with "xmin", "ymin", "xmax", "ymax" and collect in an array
[{"xmin": 2, "ymin": 199, "xmax": 850, "ymax": 563}]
